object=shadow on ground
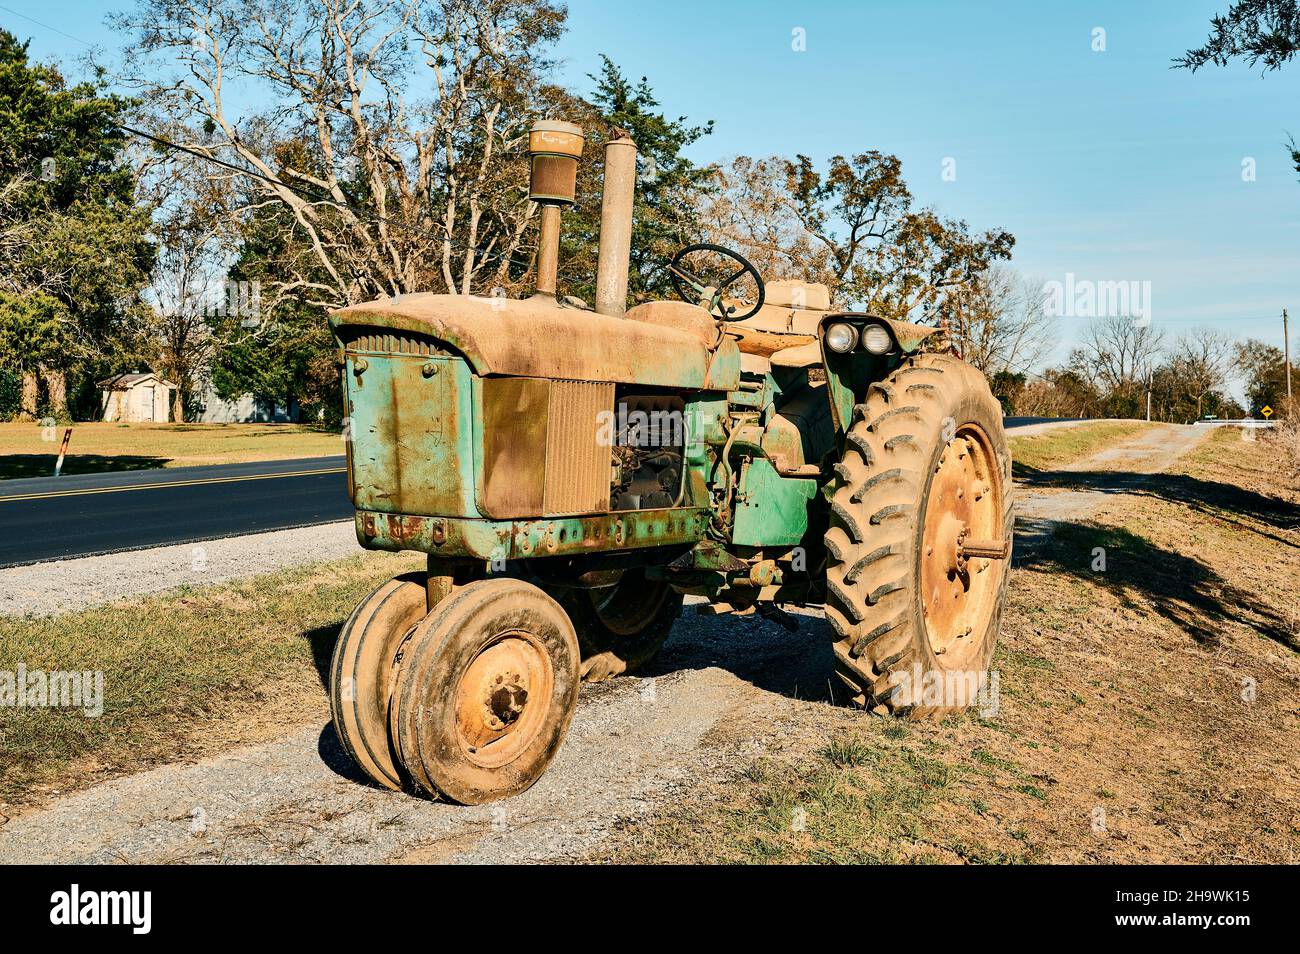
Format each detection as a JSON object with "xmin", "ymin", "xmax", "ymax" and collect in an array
[
  {"xmin": 646, "ymin": 607, "xmax": 842, "ymax": 705},
  {"xmin": 1016, "ymin": 516, "xmax": 1297, "ymax": 654},
  {"xmin": 1016, "ymin": 462, "xmax": 1299, "ymax": 544},
  {"xmin": 0, "ymin": 454, "xmax": 171, "ymax": 480}
]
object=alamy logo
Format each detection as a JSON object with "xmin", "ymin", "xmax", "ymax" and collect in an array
[
  {"xmin": 50, "ymin": 884, "xmax": 151, "ymax": 934},
  {"xmin": 0, "ymin": 665, "xmax": 103, "ymax": 717},
  {"xmin": 1041, "ymin": 273, "xmax": 1152, "ymax": 324}
]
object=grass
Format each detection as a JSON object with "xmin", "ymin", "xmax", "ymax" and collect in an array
[
  {"xmin": 589, "ymin": 726, "xmax": 1041, "ymax": 864},
  {"xmin": 0, "ymin": 421, "xmax": 343, "ymax": 479},
  {"xmin": 1009, "ymin": 420, "xmax": 1153, "ymax": 473},
  {"xmin": 0, "ymin": 550, "xmax": 420, "ymax": 804}
]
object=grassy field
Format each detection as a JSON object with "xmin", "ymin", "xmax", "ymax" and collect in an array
[
  {"xmin": 0, "ymin": 422, "xmax": 343, "ymax": 479},
  {"xmin": 1008, "ymin": 420, "xmax": 1154, "ymax": 474},
  {"xmin": 0, "ymin": 551, "xmax": 420, "ymax": 804},
  {"xmin": 589, "ymin": 427, "xmax": 1300, "ymax": 863}
]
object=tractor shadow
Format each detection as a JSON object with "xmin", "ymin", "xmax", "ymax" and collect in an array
[
  {"xmin": 1015, "ymin": 462, "xmax": 1299, "ymax": 544},
  {"xmin": 0, "ymin": 454, "xmax": 170, "ymax": 480},
  {"xmin": 300, "ymin": 620, "xmax": 394, "ymax": 786},
  {"xmin": 647, "ymin": 604, "xmax": 842, "ymax": 705},
  {"xmin": 1014, "ymin": 516, "xmax": 1298, "ymax": 654}
]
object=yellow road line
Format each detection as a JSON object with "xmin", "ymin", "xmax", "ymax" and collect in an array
[{"xmin": 0, "ymin": 467, "xmax": 347, "ymax": 503}]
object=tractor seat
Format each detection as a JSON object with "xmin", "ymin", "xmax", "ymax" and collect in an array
[{"xmin": 743, "ymin": 280, "xmax": 830, "ymax": 335}]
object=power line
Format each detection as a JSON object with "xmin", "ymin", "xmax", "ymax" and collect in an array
[{"xmin": 0, "ymin": 3, "xmax": 94, "ymax": 49}]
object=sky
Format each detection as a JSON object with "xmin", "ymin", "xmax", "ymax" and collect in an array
[{"xmin": 2, "ymin": 0, "xmax": 1297, "ymax": 380}]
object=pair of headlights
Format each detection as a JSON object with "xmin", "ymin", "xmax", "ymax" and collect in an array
[{"xmin": 824, "ymin": 321, "xmax": 894, "ymax": 355}]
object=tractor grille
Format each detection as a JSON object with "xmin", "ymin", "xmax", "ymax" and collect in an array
[
  {"xmin": 347, "ymin": 331, "xmax": 439, "ymax": 356},
  {"xmin": 544, "ymin": 381, "xmax": 614, "ymax": 516}
]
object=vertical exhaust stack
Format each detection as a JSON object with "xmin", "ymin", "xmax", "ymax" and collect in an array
[
  {"xmin": 595, "ymin": 135, "xmax": 637, "ymax": 317},
  {"xmin": 526, "ymin": 120, "xmax": 585, "ymax": 298}
]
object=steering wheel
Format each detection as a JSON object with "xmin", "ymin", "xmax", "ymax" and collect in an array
[{"xmin": 667, "ymin": 243, "xmax": 765, "ymax": 321}]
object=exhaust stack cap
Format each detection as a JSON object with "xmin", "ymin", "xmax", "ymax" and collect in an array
[{"xmin": 527, "ymin": 120, "xmax": 585, "ymax": 206}]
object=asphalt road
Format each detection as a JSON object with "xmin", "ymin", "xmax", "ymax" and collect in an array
[
  {"xmin": 0, "ymin": 457, "xmax": 350, "ymax": 568},
  {"xmin": 0, "ymin": 418, "xmax": 1082, "ymax": 568}
]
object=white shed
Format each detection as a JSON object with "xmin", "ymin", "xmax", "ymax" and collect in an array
[{"xmin": 99, "ymin": 372, "xmax": 177, "ymax": 423}]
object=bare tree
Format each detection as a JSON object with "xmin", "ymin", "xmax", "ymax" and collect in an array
[
  {"xmin": 116, "ymin": 0, "xmax": 566, "ymax": 309},
  {"xmin": 1170, "ymin": 328, "xmax": 1233, "ymax": 420},
  {"xmin": 948, "ymin": 266, "xmax": 1054, "ymax": 376},
  {"xmin": 1077, "ymin": 316, "xmax": 1166, "ymax": 400}
]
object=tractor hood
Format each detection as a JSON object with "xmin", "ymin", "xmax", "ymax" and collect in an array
[{"xmin": 331, "ymin": 292, "xmax": 738, "ymax": 390}]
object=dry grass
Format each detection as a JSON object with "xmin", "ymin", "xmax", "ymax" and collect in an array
[
  {"xmin": 0, "ymin": 551, "xmax": 421, "ymax": 806},
  {"xmin": 1009, "ymin": 420, "xmax": 1154, "ymax": 474},
  {"xmin": 588, "ymin": 426, "xmax": 1300, "ymax": 864},
  {"xmin": 0, "ymin": 421, "xmax": 342, "ymax": 479}
]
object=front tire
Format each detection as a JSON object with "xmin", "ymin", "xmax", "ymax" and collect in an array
[
  {"xmin": 389, "ymin": 578, "xmax": 580, "ymax": 804},
  {"xmin": 329, "ymin": 574, "xmax": 428, "ymax": 791},
  {"xmin": 824, "ymin": 353, "xmax": 1012, "ymax": 718}
]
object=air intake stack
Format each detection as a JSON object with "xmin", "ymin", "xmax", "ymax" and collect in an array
[{"xmin": 527, "ymin": 120, "xmax": 585, "ymax": 298}]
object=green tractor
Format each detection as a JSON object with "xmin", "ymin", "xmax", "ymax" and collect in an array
[{"xmin": 328, "ymin": 121, "xmax": 1012, "ymax": 804}]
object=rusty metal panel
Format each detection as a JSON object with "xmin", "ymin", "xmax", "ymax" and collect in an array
[
  {"xmin": 544, "ymin": 380, "xmax": 613, "ymax": 516},
  {"xmin": 478, "ymin": 377, "xmax": 548, "ymax": 518},
  {"xmin": 345, "ymin": 350, "xmax": 477, "ymax": 518}
]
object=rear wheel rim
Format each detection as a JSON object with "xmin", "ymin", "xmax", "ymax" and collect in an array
[
  {"xmin": 454, "ymin": 632, "xmax": 554, "ymax": 770},
  {"xmin": 588, "ymin": 572, "xmax": 670, "ymax": 636},
  {"xmin": 920, "ymin": 423, "xmax": 1003, "ymax": 665}
]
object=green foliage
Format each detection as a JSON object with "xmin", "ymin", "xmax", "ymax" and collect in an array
[
  {"xmin": 1235, "ymin": 338, "xmax": 1290, "ymax": 413},
  {"xmin": 990, "ymin": 370, "xmax": 1026, "ymax": 414},
  {"xmin": 210, "ymin": 203, "xmax": 342, "ymax": 426},
  {"xmin": 561, "ymin": 56, "xmax": 714, "ymax": 306},
  {"xmin": 0, "ymin": 29, "xmax": 153, "ymax": 414},
  {"xmin": 0, "ymin": 290, "xmax": 66, "ymax": 371},
  {"xmin": 1176, "ymin": 0, "xmax": 1300, "ymax": 73}
]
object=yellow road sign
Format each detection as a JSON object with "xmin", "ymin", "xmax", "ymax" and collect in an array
[{"xmin": 1261, "ymin": 406, "xmax": 1274, "ymax": 419}]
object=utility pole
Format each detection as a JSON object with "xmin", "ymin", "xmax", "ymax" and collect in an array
[
  {"xmin": 1285, "ymin": 308, "xmax": 1293, "ymax": 408},
  {"xmin": 1145, "ymin": 369, "xmax": 1153, "ymax": 422}
]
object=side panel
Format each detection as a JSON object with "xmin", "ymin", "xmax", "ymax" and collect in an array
[
  {"xmin": 477, "ymin": 376, "xmax": 549, "ymax": 518},
  {"xmin": 345, "ymin": 348, "xmax": 477, "ymax": 517},
  {"xmin": 731, "ymin": 457, "xmax": 817, "ymax": 547}
]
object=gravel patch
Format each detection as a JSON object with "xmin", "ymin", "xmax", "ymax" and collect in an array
[{"xmin": 0, "ymin": 521, "xmax": 359, "ymax": 618}]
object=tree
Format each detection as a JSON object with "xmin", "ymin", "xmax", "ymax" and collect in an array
[
  {"xmin": 1235, "ymin": 338, "xmax": 1290, "ymax": 413},
  {"xmin": 701, "ymin": 152, "xmax": 1014, "ymax": 319},
  {"xmin": 1177, "ymin": 1, "xmax": 1300, "ymax": 181},
  {"xmin": 1176, "ymin": 0, "xmax": 1300, "ymax": 72},
  {"xmin": 0, "ymin": 29, "xmax": 152, "ymax": 419},
  {"xmin": 558, "ymin": 56, "xmax": 714, "ymax": 307},
  {"xmin": 1074, "ymin": 316, "xmax": 1166, "ymax": 416},
  {"xmin": 0, "ymin": 291, "xmax": 66, "ymax": 417},
  {"xmin": 117, "ymin": 0, "xmax": 567, "ymax": 309},
  {"xmin": 1170, "ymin": 329, "xmax": 1233, "ymax": 420},
  {"xmin": 1017, "ymin": 367, "xmax": 1102, "ymax": 420},
  {"xmin": 947, "ymin": 266, "xmax": 1054, "ymax": 377}
]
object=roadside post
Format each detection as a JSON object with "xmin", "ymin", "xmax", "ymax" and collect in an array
[{"xmin": 53, "ymin": 427, "xmax": 72, "ymax": 477}]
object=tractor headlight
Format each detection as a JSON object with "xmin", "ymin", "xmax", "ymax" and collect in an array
[
  {"xmin": 825, "ymin": 322, "xmax": 858, "ymax": 354},
  {"xmin": 861, "ymin": 323, "xmax": 894, "ymax": 355}
]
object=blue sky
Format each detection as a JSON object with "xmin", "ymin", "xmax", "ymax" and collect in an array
[{"xmin": 3, "ymin": 0, "xmax": 1297, "ymax": 373}]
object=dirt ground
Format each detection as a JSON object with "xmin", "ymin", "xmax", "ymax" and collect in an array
[{"xmin": 0, "ymin": 423, "xmax": 1295, "ymax": 863}]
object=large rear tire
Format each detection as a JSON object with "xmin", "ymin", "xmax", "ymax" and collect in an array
[
  {"xmin": 824, "ymin": 353, "xmax": 1012, "ymax": 718},
  {"xmin": 389, "ymin": 578, "xmax": 580, "ymax": 804}
]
